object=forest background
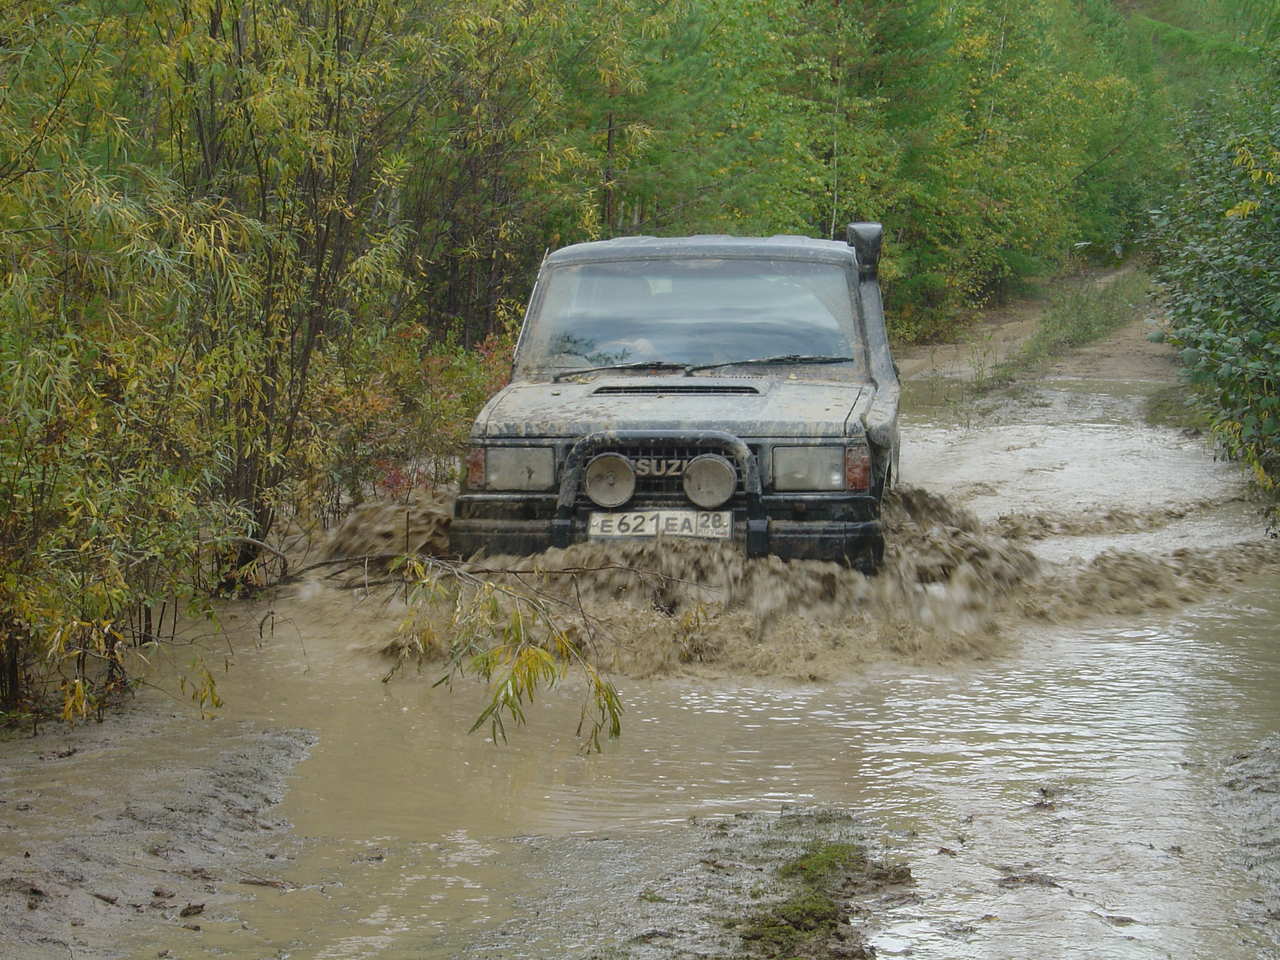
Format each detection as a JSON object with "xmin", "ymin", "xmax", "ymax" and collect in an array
[{"xmin": 1, "ymin": 0, "xmax": 1276, "ymax": 720}]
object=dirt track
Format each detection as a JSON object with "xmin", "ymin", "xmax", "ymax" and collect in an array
[{"xmin": 3, "ymin": 292, "xmax": 1280, "ymax": 960}]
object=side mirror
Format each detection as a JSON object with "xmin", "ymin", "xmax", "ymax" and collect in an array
[{"xmin": 846, "ymin": 222, "xmax": 883, "ymax": 278}]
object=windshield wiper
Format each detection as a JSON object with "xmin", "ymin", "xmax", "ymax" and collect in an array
[
  {"xmin": 552, "ymin": 354, "xmax": 857, "ymax": 381},
  {"xmin": 551, "ymin": 360, "xmax": 692, "ymax": 382},
  {"xmin": 685, "ymin": 354, "xmax": 855, "ymax": 374}
]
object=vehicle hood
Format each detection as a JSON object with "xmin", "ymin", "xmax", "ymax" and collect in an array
[{"xmin": 475, "ymin": 376, "xmax": 871, "ymax": 439}]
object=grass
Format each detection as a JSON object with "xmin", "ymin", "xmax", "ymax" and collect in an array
[
  {"xmin": 738, "ymin": 888, "xmax": 842, "ymax": 954},
  {"xmin": 0, "ymin": 709, "xmax": 41, "ymax": 738},
  {"xmin": 777, "ymin": 842, "xmax": 867, "ymax": 883},
  {"xmin": 734, "ymin": 841, "xmax": 869, "ymax": 958},
  {"xmin": 977, "ymin": 267, "xmax": 1155, "ymax": 389}
]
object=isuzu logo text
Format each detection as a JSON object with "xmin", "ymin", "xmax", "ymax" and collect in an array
[{"xmin": 633, "ymin": 457, "xmax": 687, "ymax": 477}]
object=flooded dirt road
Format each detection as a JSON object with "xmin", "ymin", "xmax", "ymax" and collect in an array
[{"xmin": 3, "ymin": 309, "xmax": 1279, "ymax": 959}]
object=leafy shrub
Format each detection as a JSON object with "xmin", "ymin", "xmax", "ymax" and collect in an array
[
  {"xmin": 1149, "ymin": 78, "xmax": 1280, "ymax": 506},
  {"xmin": 296, "ymin": 320, "xmax": 518, "ymax": 521},
  {"xmin": 0, "ymin": 260, "xmax": 234, "ymax": 719}
]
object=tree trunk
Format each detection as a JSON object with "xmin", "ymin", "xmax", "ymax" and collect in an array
[
  {"xmin": 3, "ymin": 631, "xmax": 22, "ymax": 711},
  {"xmin": 603, "ymin": 109, "xmax": 616, "ymax": 234}
]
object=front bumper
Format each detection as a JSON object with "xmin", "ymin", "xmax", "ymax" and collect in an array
[
  {"xmin": 449, "ymin": 510, "xmax": 883, "ymax": 567},
  {"xmin": 450, "ymin": 430, "xmax": 884, "ymax": 570}
]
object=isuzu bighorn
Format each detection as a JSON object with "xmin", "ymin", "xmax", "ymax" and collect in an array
[{"xmin": 449, "ymin": 224, "xmax": 899, "ymax": 573}]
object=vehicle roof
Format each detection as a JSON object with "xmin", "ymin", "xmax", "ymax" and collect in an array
[{"xmin": 544, "ymin": 234, "xmax": 857, "ymax": 266}]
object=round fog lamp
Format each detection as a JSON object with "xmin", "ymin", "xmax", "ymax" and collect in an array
[
  {"xmin": 682, "ymin": 454, "xmax": 736, "ymax": 509},
  {"xmin": 584, "ymin": 453, "xmax": 636, "ymax": 508}
]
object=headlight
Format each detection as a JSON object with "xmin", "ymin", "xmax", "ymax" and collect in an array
[
  {"xmin": 584, "ymin": 453, "xmax": 635, "ymax": 507},
  {"xmin": 682, "ymin": 453, "xmax": 736, "ymax": 508},
  {"xmin": 772, "ymin": 446, "xmax": 845, "ymax": 491},
  {"xmin": 479, "ymin": 447, "xmax": 556, "ymax": 491}
]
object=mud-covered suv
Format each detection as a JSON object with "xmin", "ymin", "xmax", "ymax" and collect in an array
[{"xmin": 449, "ymin": 224, "xmax": 899, "ymax": 572}]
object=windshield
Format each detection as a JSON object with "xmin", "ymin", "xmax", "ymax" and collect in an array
[{"xmin": 514, "ymin": 258, "xmax": 867, "ymax": 379}]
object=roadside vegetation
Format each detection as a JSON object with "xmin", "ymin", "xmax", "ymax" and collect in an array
[
  {"xmin": 1, "ymin": 0, "xmax": 1275, "ymax": 730},
  {"xmin": 732, "ymin": 839, "xmax": 912, "ymax": 958},
  {"xmin": 1146, "ymin": 11, "xmax": 1279, "ymax": 518}
]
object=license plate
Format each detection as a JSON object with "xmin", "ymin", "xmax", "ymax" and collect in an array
[{"xmin": 588, "ymin": 509, "xmax": 732, "ymax": 540}]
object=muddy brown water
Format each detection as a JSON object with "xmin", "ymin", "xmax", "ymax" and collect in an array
[{"xmin": 3, "ymin": 366, "xmax": 1280, "ymax": 959}]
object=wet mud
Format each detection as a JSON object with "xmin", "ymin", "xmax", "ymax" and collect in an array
[
  {"xmin": 464, "ymin": 807, "xmax": 911, "ymax": 960},
  {"xmin": 0, "ymin": 716, "xmax": 313, "ymax": 960},
  {"xmin": 4, "ymin": 304, "xmax": 1280, "ymax": 959},
  {"xmin": 1223, "ymin": 736, "xmax": 1280, "ymax": 937}
]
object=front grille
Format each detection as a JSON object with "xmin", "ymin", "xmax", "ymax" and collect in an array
[{"xmin": 573, "ymin": 442, "xmax": 760, "ymax": 504}]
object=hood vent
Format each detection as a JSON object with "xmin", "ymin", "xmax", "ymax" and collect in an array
[{"xmin": 592, "ymin": 384, "xmax": 761, "ymax": 396}]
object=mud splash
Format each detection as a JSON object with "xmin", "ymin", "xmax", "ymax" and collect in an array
[
  {"xmin": 323, "ymin": 489, "xmax": 453, "ymax": 561},
  {"xmin": 330, "ymin": 486, "xmax": 1279, "ymax": 681},
  {"xmin": 1020, "ymin": 541, "xmax": 1280, "ymax": 621},
  {"xmin": 992, "ymin": 497, "xmax": 1244, "ymax": 540},
  {"xmin": 350, "ymin": 486, "xmax": 1039, "ymax": 678}
]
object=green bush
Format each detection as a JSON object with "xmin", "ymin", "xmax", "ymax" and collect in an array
[{"xmin": 1149, "ymin": 76, "xmax": 1280, "ymax": 506}]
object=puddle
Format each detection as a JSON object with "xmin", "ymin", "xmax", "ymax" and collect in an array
[
  {"xmin": 909, "ymin": 420, "xmax": 1229, "ymax": 508},
  {"xmin": 2, "ymin": 368, "xmax": 1278, "ymax": 960},
  {"xmin": 64, "ymin": 576, "xmax": 1279, "ymax": 959}
]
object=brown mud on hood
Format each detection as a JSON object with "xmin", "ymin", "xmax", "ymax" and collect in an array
[{"xmin": 476, "ymin": 376, "xmax": 870, "ymax": 439}]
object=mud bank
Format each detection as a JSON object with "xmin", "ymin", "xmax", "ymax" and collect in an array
[
  {"xmin": 0, "ymin": 711, "xmax": 314, "ymax": 960},
  {"xmin": 465, "ymin": 807, "xmax": 911, "ymax": 959},
  {"xmin": 1223, "ymin": 736, "xmax": 1280, "ymax": 938}
]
